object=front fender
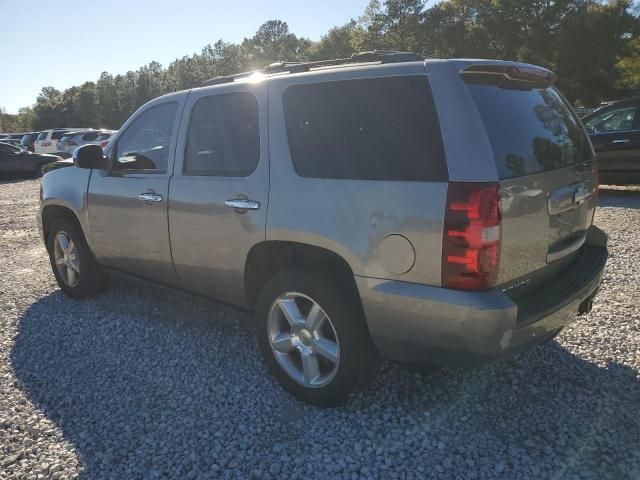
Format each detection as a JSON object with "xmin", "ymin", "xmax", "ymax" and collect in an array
[{"xmin": 40, "ymin": 167, "xmax": 94, "ymax": 250}]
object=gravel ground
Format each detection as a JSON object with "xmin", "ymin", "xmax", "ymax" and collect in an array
[{"xmin": 1, "ymin": 178, "xmax": 639, "ymax": 480}]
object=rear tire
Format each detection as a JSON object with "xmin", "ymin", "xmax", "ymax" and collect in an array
[
  {"xmin": 255, "ymin": 270, "xmax": 380, "ymax": 406},
  {"xmin": 35, "ymin": 163, "xmax": 47, "ymax": 178},
  {"xmin": 46, "ymin": 218, "xmax": 108, "ymax": 298}
]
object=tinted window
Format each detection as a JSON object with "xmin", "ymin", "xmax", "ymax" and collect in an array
[
  {"xmin": 21, "ymin": 134, "xmax": 35, "ymax": 143},
  {"xmin": 184, "ymin": 93, "xmax": 259, "ymax": 176},
  {"xmin": 37, "ymin": 132, "xmax": 48, "ymax": 140},
  {"xmin": 283, "ymin": 76, "xmax": 447, "ymax": 181},
  {"xmin": 82, "ymin": 132, "xmax": 99, "ymax": 141},
  {"xmin": 51, "ymin": 131, "xmax": 68, "ymax": 140},
  {"xmin": 96, "ymin": 132, "xmax": 112, "ymax": 141},
  {"xmin": 114, "ymin": 102, "xmax": 178, "ymax": 172},
  {"xmin": 466, "ymin": 83, "xmax": 591, "ymax": 180},
  {"xmin": 0, "ymin": 142, "xmax": 21, "ymax": 154},
  {"xmin": 584, "ymin": 105, "xmax": 638, "ymax": 134}
]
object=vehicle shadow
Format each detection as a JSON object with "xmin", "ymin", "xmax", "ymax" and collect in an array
[
  {"xmin": 11, "ymin": 287, "xmax": 640, "ymax": 479},
  {"xmin": 598, "ymin": 186, "xmax": 640, "ymax": 209}
]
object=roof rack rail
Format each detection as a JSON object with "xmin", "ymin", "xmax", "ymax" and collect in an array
[{"xmin": 201, "ymin": 50, "xmax": 426, "ymax": 87}]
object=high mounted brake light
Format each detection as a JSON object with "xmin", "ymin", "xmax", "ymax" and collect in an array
[
  {"xmin": 442, "ymin": 183, "xmax": 501, "ymax": 290},
  {"xmin": 460, "ymin": 64, "xmax": 557, "ymax": 89}
]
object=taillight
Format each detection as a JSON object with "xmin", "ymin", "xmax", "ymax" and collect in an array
[
  {"xmin": 442, "ymin": 182, "xmax": 501, "ymax": 290},
  {"xmin": 100, "ymin": 141, "xmax": 109, "ymax": 147},
  {"xmin": 68, "ymin": 141, "xmax": 77, "ymax": 146}
]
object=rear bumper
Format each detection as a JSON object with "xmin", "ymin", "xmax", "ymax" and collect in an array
[{"xmin": 357, "ymin": 226, "xmax": 608, "ymax": 366}]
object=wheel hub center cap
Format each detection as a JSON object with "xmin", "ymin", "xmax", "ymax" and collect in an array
[{"xmin": 298, "ymin": 328, "xmax": 313, "ymax": 346}]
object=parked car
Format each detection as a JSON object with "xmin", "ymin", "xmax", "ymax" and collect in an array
[
  {"xmin": 38, "ymin": 54, "xmax": 608, "ymax": 406},
  {"xmin": 2, "ymin": 133, "xmax": 26, "ymax": 147},
  {"xmin": 34, "ymin": 128, "xmax": 84, "ymax": 154},
  {"xmin": 56, "ymin": 130, "xmax": 115, "ymax": 158},
  {"xmin": 582, "ymin": 97, "xmax": 640, "ymax": 185},
  {"xmin": 1, "ymin": 138, "xmax": 23, "ymax": 147},
  {"xmin": 0, "ymin": 142, "xmax": 61, "ymax": 177},
  {"xmin": 42, "ymin": 157, "xmax": 73, "ymax": 173},
  {"xmin": 20, "ymin": 132, "xmax": 41, "ymax": 152}
]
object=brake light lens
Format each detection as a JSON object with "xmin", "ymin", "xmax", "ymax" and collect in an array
[
  {"xmin": 442, "ymin": 182, "xmax": 501, "ymax": 290},
  {"xmin": 100, "ymin": 141, "xmax": 109, "ymax": 147},
  {"xmin": 67, "ymin": 141, "xmax": 77, "ymax": 146}
]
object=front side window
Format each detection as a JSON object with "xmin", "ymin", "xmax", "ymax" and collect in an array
[
  {"xmin": 114, "ymin": 102, "xmax": 178, "ymax": 172},
  {"xmin": 584, "ymin": 105, "xmax": 638, "ymax": 134},
  {"xmin": 283, "ymin": 76, "xmax": 447, "ymax": 181},
  {"xmin": 184, "ymin": 92, "xmax": 260, "ymax": 176}
]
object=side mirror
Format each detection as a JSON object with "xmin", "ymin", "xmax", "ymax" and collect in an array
[{"xmin": 73, "ymin": 144, "xmax": 108, "ymax": 170}]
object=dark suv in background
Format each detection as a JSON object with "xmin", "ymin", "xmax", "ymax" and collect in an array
[
  {"xmin": 583, "ymin": 97, "xmax": 640, "ymax": 184},
  {"xmin": 20, "ymin": 132, "xmax": 41, "ymax": 152}
]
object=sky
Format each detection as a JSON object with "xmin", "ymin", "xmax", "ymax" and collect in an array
[{"xmin": 0, "ymin": 0, "xmax": 371, "ymax": 114}]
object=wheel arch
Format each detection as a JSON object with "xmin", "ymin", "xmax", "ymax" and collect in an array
[
  {"xmin": 244, "ymin": 241, "xmax": 363, "ymax": 312},
  {"xmin": 42, "ymin": 204, "xmax": 86, "ymax": 247}
]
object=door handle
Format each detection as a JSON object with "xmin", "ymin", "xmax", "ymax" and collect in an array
[
  {"xmin": 225, "ymin": 198, "xmax": 260, "ymax": 212},
  {"xmin": 138, "ymin": 192, "xmax": 163, "ymax": 203},
  {"xmin": 611, "ymin": 139, "xmax": 630, "ymax": 144}
]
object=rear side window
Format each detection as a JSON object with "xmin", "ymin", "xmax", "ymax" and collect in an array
[
  {"xmin": 51, "ymin": 131, "xmax": 67, "ymax": 140},
  {"xmin": 465, "ymin": 83, "xmax": 591, "ymax": 179},
  {"xmin": 184, "ymin": 92, "xmax": 260, "ymax": 176},
  {"xmin": 584, "ymin": 104, "xmax": 638, "ymax": 134},
  {"xmin": 37, "ymin": 132, "xmax": 48, "ymax": 140},
  {"xmin": 283, "ymin": 76, "xmax": 447, "ymax": 181},
  {"xmin": 82, "ymin": 132, "xmax": 99, "ymax": 141}
]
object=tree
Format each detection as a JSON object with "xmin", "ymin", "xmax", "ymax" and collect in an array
[{"xmin": 17, "ymin": 5, "xmax": 640, "ymax": 130}]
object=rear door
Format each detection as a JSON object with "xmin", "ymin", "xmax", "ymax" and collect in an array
[
  {"xmin": 584, "ymin": 102, "xmax": 640, "ymax": 184},
  {"xmin": 460, "ymin": 66, "xmax": 598, "ymax": 284},
  {"xmin": 168, "ymin": 82, "xmax": 268, "ymax": 307}
]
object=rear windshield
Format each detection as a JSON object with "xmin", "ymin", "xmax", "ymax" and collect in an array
[
  {"xmin": 466, "ymin": 84, "xmax": 591, "ymax": 179},
  {"xmin": 51, "ymin": 131, "xmax": 68, "ymax": 140},
  {"xmin": 37, "ymin": 132, "xmax": 48, "ymax": 140},
  {"xmin": 21, "ymin": 134, "xmax": 36, "ymax": 143},
  {"xmin": 283, "ymin": 76, "xmax": 447, "ymax": 182}
]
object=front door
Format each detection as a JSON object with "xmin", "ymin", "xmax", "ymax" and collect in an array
[
  {"xmin": 168, "ymin": 83, "xmax": 269, "ymax": 307},
  {"xmin": 87, "ymin": 95, "xmax": 186, "ymax": 283}
]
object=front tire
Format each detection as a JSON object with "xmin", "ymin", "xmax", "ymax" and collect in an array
[
  {"xmin": 47, "ymin": 218, "xmax": 107, "ymax": 298},
  {"xmin": 255, "ymin": 270, "xmax": 380, "ymax": 406}
]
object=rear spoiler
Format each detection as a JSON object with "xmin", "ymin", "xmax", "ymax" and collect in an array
[{"xmin": 460, "ymin": 64, "xmax": 557, "ymax": 89}]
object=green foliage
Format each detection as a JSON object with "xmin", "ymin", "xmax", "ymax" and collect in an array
[{"xmin": 11, "ymin": 5, "xmax": 640, "ymax": 132}]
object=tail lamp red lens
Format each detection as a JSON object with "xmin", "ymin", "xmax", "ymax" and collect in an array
[
  {"xmin": 100, "ymin": 141, "xmax": 109, "ymax": 147},
  {"xmin": 442, "ymin": 182, "xmax": 501, "ymax": 290}
]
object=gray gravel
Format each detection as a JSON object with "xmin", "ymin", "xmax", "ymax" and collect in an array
[{"xmin": 1, "ymin": 178, "xmax": 640, "ymax": 480}]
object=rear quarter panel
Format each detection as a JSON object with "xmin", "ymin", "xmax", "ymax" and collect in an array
[{"xmin": 267, "ymin": 64, "xmax": 446, "ymax": 286}]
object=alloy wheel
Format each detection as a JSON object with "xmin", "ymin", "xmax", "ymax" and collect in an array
[
  {"xmin": 53, "ymin": 231, "xmax": 80, "ymax": 287},
  {"xmin": 267, "ymin": 292, "xmax": 340, "ymax": 388}
]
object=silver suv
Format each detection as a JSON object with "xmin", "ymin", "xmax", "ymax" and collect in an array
[{"xmin": 38, "ymin": 52, "xmax": 608, "ymax": 406}]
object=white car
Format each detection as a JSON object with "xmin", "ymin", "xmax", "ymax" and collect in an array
[
  {"xmin": 56, "ymin": 130, "xmax": 116, "ymax": 158},
  {"xmin": 34, "ymin": 128, "xmax": 85, "ymax": 154}
]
